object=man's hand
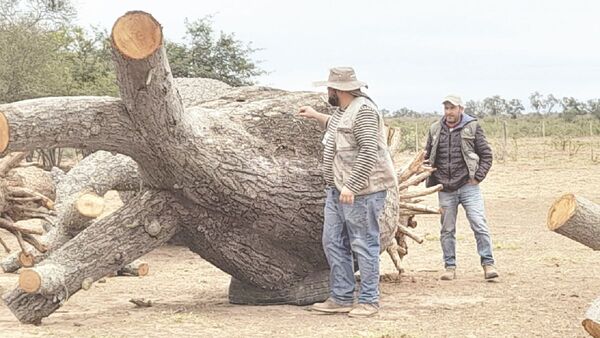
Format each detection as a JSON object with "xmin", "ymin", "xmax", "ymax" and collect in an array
[
  {"xmin": 297, "ymin": 106, "xmax": 330, "ymax": 129},
  {"xmin": 468, "ymin": 178, "xmax": 479, "ymax": 185},
  {"xmin": 297, "ymin": 106, "xmax": 319, "ymax": 119},
  {"xmin": 339, "ymin": 186, "xmax": 355, "ymax": 204}
]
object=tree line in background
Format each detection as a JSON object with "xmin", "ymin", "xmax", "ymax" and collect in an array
[
  {"xmin": 0, "ymin": 0, "xmax": 265, "ymax": 104},
  {"xmin": 1, "ymin": 0, "xmax": 598, "ymax": 124},
  {"xmin": 384, "ymin": 93, "xmax": 600, "ymax": 121}
]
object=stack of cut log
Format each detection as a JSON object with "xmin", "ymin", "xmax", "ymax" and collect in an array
[{"xmin": 547, "ymin": 193, "xmax": 600, "ymax": 337}]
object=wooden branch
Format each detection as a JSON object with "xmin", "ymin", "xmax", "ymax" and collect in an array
[
  {"xmin": 0, "ymin": 152, "xmax": 27, "ymax": 177},
  {"xmin": 7, "ymin": 186, "xmax": 54, "ymax": 210},
  {"xmin": 397, "ymin": 150, "xmax": 426, "ymax": 183},
  {"xmin": 397, "ymin": 224, "xmax": 424, "ymax": 244},
  {"xmin": 0, "ymin": 97, "xmax": 139, "ymax": 157},
  {"xmin": 75, "ymin": 192, "xmax": 105, "ymax": 218},
  {"xmin": 399, "ymin": 210, "xmax": 441, "ymax": 216},
  {"xmin": 3, "ymin": 190, "xmax": 181, "ymax": 324},
  {"xmin": 0, "ymin": 151, "xmax": 142, "ymax": 274},
  {"xmin": 547, "ymin": 193, "xmax": 600, "ymax": 250},
  {"xmin": 118, "ymin": 260, "xmax": 149, "ymax": 277},
  {"xmin": 386, "ymin": 126, "xmax": 402, "ymax": 158},
  {"xmin": 18, "ymin": 251, "xmax": 35, "ymax": 268},
  {"xmin": 0, "ymin": 236, "xmax": 9, "ymax": 252},
  {"xmin": 0, "ymin": 112, "xmax": 8, "ymax": 153},
  {"xmin": 399, "ymin": 184, "xmax": 443, "ymax": 200},
  {"xmin": 398, "ymin": 169, "xmax": 436, "ymax": 191},
  {"xmin": 21, "ymin": 233, "xmax": 47, "ymax": 253},
  {"xmin": 399, "ymin": 202, "xmax": 441, "ymax": 214},
  {"xmin": 0, "ymin": 218, "xmax": 43, "ymax": 235},
  {"xmin": 111, "ymin": 11, "xmax": 182, "ymax": 144}
]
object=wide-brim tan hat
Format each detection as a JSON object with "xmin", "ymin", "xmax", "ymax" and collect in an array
[{"xmin": 313, "ymin": 66, "xmax": 368, "ymax": 91}]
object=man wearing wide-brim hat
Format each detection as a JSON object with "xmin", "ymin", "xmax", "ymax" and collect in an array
[{"xmin": 297, "ymin": 67, "xmax": 396, "ymax": 317}]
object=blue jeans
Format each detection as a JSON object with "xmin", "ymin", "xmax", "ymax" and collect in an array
[
  {"xmin": 438, "ymin": 183, "xmax": 495, "ymax": 268},
  {"xmin": 322, "ymin": 187, "xmax": 387, "ymax": 305}
]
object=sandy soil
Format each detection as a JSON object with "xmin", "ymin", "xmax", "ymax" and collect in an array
[{"xmin": 0, "ymin": 138, "xmax": 599, "ymax": 338}]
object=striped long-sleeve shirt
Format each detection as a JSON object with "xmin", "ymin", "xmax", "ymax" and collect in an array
[{"xmin": 322, "ymin": 104, "xmax": 380, "ymax": 194}]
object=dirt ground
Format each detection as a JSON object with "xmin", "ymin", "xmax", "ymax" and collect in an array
[{"xmin": 0, "ymin": 139, "xmax": 599, "ymax": 337}]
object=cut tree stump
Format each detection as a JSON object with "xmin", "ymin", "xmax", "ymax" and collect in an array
[
  {"xmin": 547, "ymin": 193, "xmax": 600, "ymax": 250},
  {"xmin": 584, "ymin": 297, "xmax": 600, "ymax": 338},
  {"xmin": 117, "ymin": 259, "xmax": 149, "ymax": 277}
]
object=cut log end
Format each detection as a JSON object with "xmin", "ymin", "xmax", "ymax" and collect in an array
[
  {"xmin": 112, "ymin": 11, "xmax": 163, "ymax": 60},
  {"xmin": 76, "ymin": 192, "xmax": 105, "ymax": 218},
  {"xmin": 19, "ymin": 269, "xmax": 41, "ymax": 293},
  {"xmin": 0, "ymin": 112, "xmax": 9, "ymax": 153},
  {"xmin": 583, "ymin": 319, "xmax": 600, "ymax": 338},
  {"xmin": 547, "ymin": 193, "xmax": 577, "ymax": 231},
  {"xmin": 118, "ymin": 260, "xmax": 149, "ymax": 276},
  {"xmin": 18, "ymin": 251, "xmax": 35, "ymax": 268},
  {"xmin": 137, "ymin": 263, "xmax": 149, "ymax": 276}
]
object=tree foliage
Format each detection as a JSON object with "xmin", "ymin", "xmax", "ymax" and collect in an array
[
  {"xmin": 0, "ymin": 3, "xmax": 265, "ymax": 103},
  {"xmin": 165, "ymin": 17, "xmax": 265, "ymax": 86}
]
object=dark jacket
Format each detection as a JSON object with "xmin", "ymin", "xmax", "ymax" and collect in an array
[{"xmin": 424, "ymin": 114, "xmax": 493, "ymax": 192}]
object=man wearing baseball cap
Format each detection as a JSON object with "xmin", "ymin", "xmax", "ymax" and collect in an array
[
  {"xmin": 425, "ymin": 94, "xmax": 498, "ymax": 281},
  {"xmin": 297, "ymin": 67, "xmax": 396, "ymax": 317}
]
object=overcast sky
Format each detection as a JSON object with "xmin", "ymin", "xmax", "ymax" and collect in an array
[{"xmin": 74, "ymin": 0, "xmax": 600, "ymax": 112}]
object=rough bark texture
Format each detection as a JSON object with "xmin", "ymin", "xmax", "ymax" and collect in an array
[
  {"xmin": 3, "ymin": 190, "xmax": 182, "ymax": 324},
  {"xmin": 547, "ymin": 194, "xmax": 600, "ymax": 250},
  {"xmin": 0, "ymin": 97, "xmax": 137, "ymax": 156},
  {"xmin": 5, "ymin": 167, "xmax": 55, "ymax": 202},
  {"xmin": 117, "ymin": 259, "xmax": 149, "ymax": 276},
  {"xmin": 0, "ymin": 152, "xmax": 27, "ymax": 177},
  {"xmin": 1, "ymin": 151, "xmax": 141, "ymax": 273},
  {"xmin": 0, "ymin": 11, "xmax": 405, "ymax": 323}
]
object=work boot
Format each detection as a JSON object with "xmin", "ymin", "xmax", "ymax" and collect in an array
[
  {"xmin": 483, "ymin": 265, "xmax": 499, "ymax": 280},
  {"xmin": 440, "ymin": 268, "xmax": 456, "ymax": 281},
  {"xmin": 348, "ymin": 303, "xmax": 379, "ymax": 318},
  {"xmin": 311, "ymin": 298, "xmax": 353, "ymax": 313}
]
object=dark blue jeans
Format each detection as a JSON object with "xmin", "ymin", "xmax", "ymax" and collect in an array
[{"xmin": 322, "ymin": 187, "xmax": 387, "ymax": 305}]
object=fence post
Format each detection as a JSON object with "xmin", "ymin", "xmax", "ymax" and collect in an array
[
  {"xmin": 591, "ymin": 120, "xmax": 594, "ymax": 161},
  {"xmin": 542, "ymin": 119, "xmax": 546, "ymax": 161},
  {"xmin": 415, "ymin": 122, "xmax": 419, "ymax": 153},
  {"xmin": 503, "ymin": 120, "xmax": 508, "ymax": 160}
]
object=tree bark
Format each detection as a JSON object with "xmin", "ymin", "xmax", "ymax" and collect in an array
[
  {"xmin": 117, "ymin": 259, "xmax": 149, "ymax": 277},
  {"xmin": 547, "ymin": 193, "xmax": 600, "ymax": 250},
  {"xmin": 1, "ymin": 151, "xmax": 141, "ymax": 273},
  {"xmin": 0, "ymin": 97, "xmax": 138, "ymax": 156},
  {"xmin": 3, "ymin": 190, "xmax": 181, "ymax": 324},
  {"xmin": 0, "ymin": 10, "xmax": 405, "ymax": 323},
  {"xmin": 583, "ymin": 297, "xmax": 600, "ymax": 338}
]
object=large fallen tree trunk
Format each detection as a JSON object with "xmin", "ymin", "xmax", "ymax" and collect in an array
[
  {"xmin": 547, "ymin": 193, "xmax": 600, "ymax": 250},
  {"xmin": 547, "ymin": 194, "xmax": 600, "ymax": 337},
  {"xmin": 0, "ymin": 11, "xmax": 406, "ymax": 324}
]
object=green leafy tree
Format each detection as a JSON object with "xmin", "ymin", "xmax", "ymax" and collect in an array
[
  {"xmin": 529, "ymin": 91, "xmax": 544, "ymax": 114},
  {"xmin": 584, "ymin": 99, "xmax": 600, "ymax": 120},
  {"xmin": 166, "ymin": 17, "xmax": 266, "ymax": 86},
  {"xmin": 507, "ymin": 98, "xmax": 524, "ymax": 118},
  {"xmin": 482, "ymin": 95, "xmax": 507, "ymax": 116},
  {"xmin": 464, "ymin": 99, "xmax": 484, "ymax": 117},
  {"xmin": 60, "ymin": 26, "xmax": 117, "ymax": 96},
  {"xmin": 560, "ymin": 97, "xmax": 585, "ymax": 122},
  {"xmin": 0, "ymin": 0, "xmax": 75, "ymax": 102}
]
